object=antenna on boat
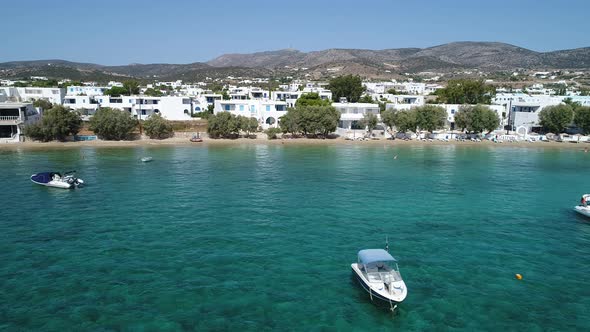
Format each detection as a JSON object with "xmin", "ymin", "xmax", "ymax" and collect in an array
[{"xmin": 385, "ymin": 236, "xmax": 389, "ymax": 252}]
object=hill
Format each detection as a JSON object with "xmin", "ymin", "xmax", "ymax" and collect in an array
[
  {"xmin": 1, "ymin": 42, "xmax": 588, "ymax": 82},
  {"xmin": 208, "ymin": 42, "xmax": 590, "ymax": 73}
]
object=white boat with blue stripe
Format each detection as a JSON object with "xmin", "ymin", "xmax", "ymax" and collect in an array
[
  {"xmin": 30, "ymin": 171, "xmax": 84, "ymax": 189},
  {"xmin": 351, "ymin": 249, "xmax": 407, "ymax": 305}
]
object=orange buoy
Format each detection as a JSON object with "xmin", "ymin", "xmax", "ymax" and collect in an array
[{"xmin": 515, "ymin": 274, "xmax": 523, "ymax": 280}]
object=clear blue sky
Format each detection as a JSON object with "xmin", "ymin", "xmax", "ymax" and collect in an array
[{"xmin": 2, "ymin": 0, "xmax": 589, "ymax": 65}]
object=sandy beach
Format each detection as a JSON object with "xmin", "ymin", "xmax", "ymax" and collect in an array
[{"xmin": 1, "ymin": 134, "xmax": 589, "ymax": 150}]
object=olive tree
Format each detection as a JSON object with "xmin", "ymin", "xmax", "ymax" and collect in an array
[
  {"xmin": 415, "ymin": 105, "xmax": 447, "ymax": 132},
  {"xmin": 574, "ymin": 106, "xmax": 590, "ymax": 135},
  {"xmin": 359, "ymin": 113, "xmax": 378, "ymax": 136},
  {"xmin": 24, "ymin": 105, "xmax": 82, "ymax": 141},
  {"xmin": 454, "ymin": 105, "xmax": 500, "ymax": 133},
  {"xmin": 539, "ymin": 104, "xmax": 574, "ymax": 133},
  {"xmin": 143, "ymin": 113, "xmax": 174, "ymax": 139},
  {"xmin": 89, "ymin": 107, "xmax": 137, "ymax": 140}
]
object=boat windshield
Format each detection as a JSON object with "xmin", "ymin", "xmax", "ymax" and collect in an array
[{"xmin": 363, "ymin": 261, "xmax": 402, "ymax": 282}]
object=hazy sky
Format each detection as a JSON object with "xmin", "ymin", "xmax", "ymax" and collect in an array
[{"xmin": 2, "ymin": 0, "xmax": 589, "ymax": 65}]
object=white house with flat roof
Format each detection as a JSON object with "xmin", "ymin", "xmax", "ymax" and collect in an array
[
  {"xmin": 380, "ymin": 95, "xmax": 425, "ymax": 110},
  {"xmin": 214, "ymin": 99, "xmax": 288, "ymax": 129},
  {"xmin": 64, "ymin": 95, "xmax": 201, "ymax": 121},
  {"xmin": 272, "ymin": 89, "xmax": 332, "ymax": 108},
  {"xmin": 332, "ymin": 102, "xmax": 380, "ymax": 130},
  {"xmin": 66, "ymin": 86, "xmax": 107, "ymax": 96},
  {"xmin": 0, "ymin": 87, "xmax": 65, "ymax": 104},
  {"xmin": 0, "ymin": 102, "xmax": 40, "ymax": 143},
  {"xmin": 493, "ymin": 93, "xmax": 590, "ymax": 131}
]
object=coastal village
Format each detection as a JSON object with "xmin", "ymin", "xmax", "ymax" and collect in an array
[
  {"xmin": 1, "ymin": 69, "xmax": 590, "ymax": 144},
  {"xmin": 3, "ymin": 0, "xmax": 590, "ymax": 329}
]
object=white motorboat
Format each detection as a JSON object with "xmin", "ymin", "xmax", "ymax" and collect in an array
[
  {"xmin": 574, "ymin": 194, "xmax": 590, "ymax": 217},
  {"xmin": 30, "ymin": 171, "xmax": 84, "ymax": 189},
  {"xmin": 351, "ymin": 249, "xmax": 407, "ymax": 307},
  {"xmin": 141, "ymin": 157, "xmax": 153, "ymax": 162}
]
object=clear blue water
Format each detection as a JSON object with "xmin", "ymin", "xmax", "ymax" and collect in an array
[{"xmin": 1, "ymin": 144, "xmax": 590, "ymax": 331}]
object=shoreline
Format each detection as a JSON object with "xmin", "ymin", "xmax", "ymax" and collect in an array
[{"xmin": 1, "ymin": 136, "xmax": 589, "ymax": 150}]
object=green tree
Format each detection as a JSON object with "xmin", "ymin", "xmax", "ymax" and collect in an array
[
  {"xmin": 295, "ymin": 93, "xmax": 331, "ymax": 107},
  {"xmin": 89, "ymin": 107, "xmax": 137, "ymax": 140},
  {"xmin": 279, "ymin": 105, "xmax": 339, "ymax": 137},
  {"xmin": 328, "ymin": 75, "xmax": 366, "ymax": 103},
  {"xmin": 238, "ymin": 116, "xmax": 259, "ymax": 137},
  {"xmin": 314, "ymin": 106, "xmax": 340, "ymax": 136},
  {"xmin": 381, "ymin": 109, "xmax": 396, "ymax": 133},
  {"xmin": 144, "ymin": 88, "xmax": 164, "ymax": 97},
  {"xmin": 59, "ymin": 81, "xmax": 83, "ymax": 89},
  {"xmin": 574, "ymin": 106, "xmax": 590, "ymax": 135},
  {"xmin": 143, "ymin": 113, "xmax": 173, "ymax": 139},
  {"xmin": 358, "ymin": 95, "xmax": 375, "ymax": 103},
  {"xmin": 32, "ymin": 99, "xmax": 53, "ymax": 110},
  {"xmin": 30, "ymin": 80, "xmax": 59, "ymax": 88},
  {"xmin": 265, "ymin": 127, "xmax": 282, "ymax": 140},
  {"xmin": 415, "ymin": 105, "xmax": 447, "ymax": 132},
  {"xmin": 435, "ymin": 79, "xmax": 495, "ymax": 104},
  {"xmin": 24, "ymin": 105, "xmax": 82, "ymax": 142},
  {"xmin": 454, "ymin": 105, "xmax": 500, "ymax": 133},
  {"xmin": 207, "ymin": 104, "xmax": 215, "ymax": 114},
  {"xmin": 207, "ymin": 112, "xmax": 240, "ymax": 138},
  {"xmin": 279, "ymin": 108, "xmax": 302, "ymax": 135},
  {"xmin": 538, "ymin": 104, "xmax": 574, "ymax": 133},
  {"xmin": 123, "ymin": 80, "xmax": 140, "ymax": 95},
  {"xmin": 387, "ymin": 88, "xmax": 398, "ymax": 94},
  {"xmin": 392, "ymin": 109, "xmax": 418, "ymax": 133},
  {"xmin": 103, "ymin": 86, "xmax": 128, "ymax": 96},
  {"xmin": 359, "ymin": 113, "xmax": 378, "ymax": 135},
  {"xmin": 563, "ymin": 98, "xmax": 582, "ymax": 111}
]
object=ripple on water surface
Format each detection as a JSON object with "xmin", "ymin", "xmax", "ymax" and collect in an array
[{"xmin": 1, "ymin": 145, "xmax": 590, "ymax": 330}]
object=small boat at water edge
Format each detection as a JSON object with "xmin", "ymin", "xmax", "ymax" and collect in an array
[
  {"xmin": 190, "ymin": 133, "xmax": 203, "ymax": 142},
  {"xmin": 351, "ymin": 248, "xmax": 407, "ymax": 309},
  {"xmin": 30, "ymin": 171, "xmax": 84, "ymax": 189},
  {"xmin": 141, "ymin": 157, "xmax": 153, "ymax": 162},
  {"xmin": 574, "ymin": 194, "xmax": 590, "ymax": 217}
]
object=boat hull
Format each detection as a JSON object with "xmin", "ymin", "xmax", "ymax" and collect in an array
[
  {"xmin": 574, "ymin": 205, "xmax": 590, "ymax": 218},
  {"xmin": 351, "ymin": 263, "xmax": 407, "ymax": 304},
  {"xmin": 30, "ymin": 172, "xmax": 82, "ymax": 189},
  {"xmin": 30, "ymin": 179, "xmax": 74, "ymax": 189}
]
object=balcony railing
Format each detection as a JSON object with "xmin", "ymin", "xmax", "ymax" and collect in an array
[{"xmin": 0, "ymin": 116, "xmax": 21, "ymax": 123}]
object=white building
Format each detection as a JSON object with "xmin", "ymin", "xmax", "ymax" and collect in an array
[
  {"xmin": 332, "ymin": 102, "xmax": 380, "ymax": 130},
  {"xmin": 272, "ymin": 89, "xmax": 332, "ymax": 107},
  {"xmin": 380, "ymin": 95, "xmax": 425, "ymax": 110},
  {"xmin": 213, "ymin": 99, "xmax": 288, "ymax": 129},
  {"xmin": 364, "ymin": 81, "xmax": 442, "ymax": 96},
  {"xmin": 0, "ymin": 102, "xmax": 40, "ymax": 143},
  {"xmin": 63, "ymin": 95, "xmax": 202, "ymax": 121},
  {"xmin": 154, "ymin": 80, "xmax": 183, "ymax": 89},
  {"xmin": 66, "ymin": 86, "xmax": 107, "ymax": 96},
  {"xmin": 493, "ymin": 93, "xmax": 590, "ymax": 131},
  {"xmin": 0, "ymin": 87, "xmax": 65, "ymax": 104}
]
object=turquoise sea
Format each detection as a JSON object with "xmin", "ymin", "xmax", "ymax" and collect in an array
[{"xmin": 1, "ymin": 144, "xmax": 590, "ymax": 331}]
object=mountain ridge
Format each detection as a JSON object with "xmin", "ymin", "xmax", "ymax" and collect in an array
[{"xmin": 1, "ymin": 42, "xmax": 588, "ymax": 82}]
